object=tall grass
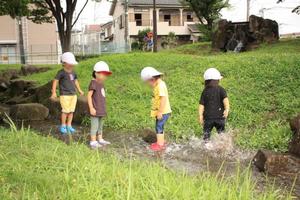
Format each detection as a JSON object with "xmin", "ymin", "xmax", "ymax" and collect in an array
[
  {"xmin": 0, "ymin": 128, "xmax": 293, "ymax": 199},
  {"xmin": 25, "ymin": 39, "xmax": 300, "ymax": 151}
]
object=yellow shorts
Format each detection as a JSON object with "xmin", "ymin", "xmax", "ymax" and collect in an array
[{"xmin": 60, "ymin": 95, "xmax": 77, "ymax": 113}]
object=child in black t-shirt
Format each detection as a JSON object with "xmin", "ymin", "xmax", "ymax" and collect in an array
[{"xmin": 198, "ymin": 68, "xmax": 230, "ymax": 142}]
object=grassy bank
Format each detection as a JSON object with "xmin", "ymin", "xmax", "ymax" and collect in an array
[
  {"xmin": 0, "ymin": 128, "xmax": 292, "ymax": 199},
  {"xmin": 26, "ymin": 39, "xmax": 300, "ymax": 151}
]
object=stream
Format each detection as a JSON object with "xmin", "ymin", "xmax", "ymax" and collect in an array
[{"xmin": 6, "ymin": 119, "xmax": 299, "ymax": 199}]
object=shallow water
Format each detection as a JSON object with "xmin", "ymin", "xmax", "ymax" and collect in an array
[{"xmin": 4, "ymin": 120, "xmax": 300, "ymax": 198}]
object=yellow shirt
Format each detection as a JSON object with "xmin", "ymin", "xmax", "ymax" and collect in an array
[{"xmin": 151, "ymin": 79, "xmax": 172, "ymax": 118}]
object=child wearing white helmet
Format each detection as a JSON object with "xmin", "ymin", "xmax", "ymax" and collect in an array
[
  {"xmin": 87, "ymin": 61, "xmax": 112, "ymax": 149},
  {"xmin": 141, "ymin": 67, "xmax": 172, "ymax": 151},
  {"xmin": 199, "ymin": 68, "xmax": 230, "ymax": 143},
  {"xmin": 51, "ymin": 52, "xmax": 84, "ymax": 134}
]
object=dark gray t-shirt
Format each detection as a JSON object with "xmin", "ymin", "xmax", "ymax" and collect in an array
[
  {"xmin": 88, "ymin": 80, "xmax": 106, "ymax": 117},
  {"xmin": 199, "ymin": 86, "xmax": 227, "ymax": 120},
  {"xmin": 55, "ymin": 69, "xmax": 77, "ymax": 95}
]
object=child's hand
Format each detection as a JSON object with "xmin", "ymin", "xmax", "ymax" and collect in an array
[
  {"xmin": 50, "ymin": 93, "xmax": 57, "ymax": 101},
  {"xmin": 223, "ymin": 109, "xmax": 229, "ymax": 118},
  {"xmin": 156, "ymin": 112, "xmax": 163, "ymax": 120},
  {"xmin": 198, "ymin": 116, "xmax": 204, "ymax": 125},
  {"xmin": 90, "ymin": 107, "xmax": 97, "ymax": 116},
  {"xmin": 79, "ymin": 90, "xmax": 84, "ymax": 96}
]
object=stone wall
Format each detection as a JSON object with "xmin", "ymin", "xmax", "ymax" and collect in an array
[{"xmin": 212, "ymin": 15, "xmax": 279, "ymax": 52}]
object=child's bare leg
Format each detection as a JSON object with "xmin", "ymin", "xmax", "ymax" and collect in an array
[
  {"xmin": 61, "ymin": 113, "xmax": 67, "ymax": 126},
  {"xmin": 157, "ymin": 133, "xmax": 164, "ymax": 146},
  {"xmin": 97, "ymin": 134, "xmax": 103, "ymax": 141},
  {"xmin": 67, "ymin": 113, "xmax": 73, "ymax": 126}
]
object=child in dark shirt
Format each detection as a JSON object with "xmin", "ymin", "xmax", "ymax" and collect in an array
[
  {"xmin": 198, "ymin": 68, "xmax": 230, "ymax": 142},
  {"xmin": 87, "ymin": 61, "xmax": 112, "ymax": 149}
]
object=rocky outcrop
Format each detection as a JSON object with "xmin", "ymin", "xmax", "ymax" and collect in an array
[
  {"xmin": 10, "ymin": 103, "xmax": 49, "ymax": 121},
  {"xmin": 212, "ymin": 15, "xmax": 279, "ymax": 52},
  {"xmin": 253, "ymin": 150, "xmax": 300, "ymax": 177},
  {"xmin": 21, "ymin": 65, "xmax": 51, "ymax": 76},
  {"xmin": 289, "ymin": 114, "xmax": 300, "ymax": 157}
]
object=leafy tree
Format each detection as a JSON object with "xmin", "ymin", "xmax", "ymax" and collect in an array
[
  {"xmin": 277, "ymin": 0, "xmax": 300, "ymax": 14},
  {"xmin": 0, "ymin": 0, "xmax": 90, "ymax": 56},
  {"xmin": 182, "ymin": 0, "xmax": 230, "ymax": 34}
]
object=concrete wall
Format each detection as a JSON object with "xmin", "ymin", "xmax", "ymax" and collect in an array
[{"xmin": 112, "ymin": 1, "xmax": 127, "ymax": 52}]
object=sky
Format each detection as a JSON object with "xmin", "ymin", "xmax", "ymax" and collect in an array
[{"xmin": 76, "ymin": 0, "xmax": 300, "ymax": 34}]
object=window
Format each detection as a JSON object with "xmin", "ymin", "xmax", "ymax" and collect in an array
[
  {"xmin": 187, "ymin": 13, "xmax": 193, "ymax": 22},
  {"xmin": 164, "ymin": 15, "xmax": 171, "ymax": 26},
  {"xmin": 119, "ymin": 14, "xmax": 125, "ymax": 29},
  {"xmin": 135, "ymin": 13, "xmax": 142, "ymax": 26}
]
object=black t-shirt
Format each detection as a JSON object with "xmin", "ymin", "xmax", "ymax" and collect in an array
[
  {"xmin": 199, "ymin": 86, "xmax": 227, "ymax": 120},
  {"xmin": 55, "ymin": 69, "xmax": 77, "ymax": 95}
]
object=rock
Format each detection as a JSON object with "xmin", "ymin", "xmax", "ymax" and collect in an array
[
  {"xmin": 289, "ymin": 114, "xmax": 300, "ymax": 157},
  {"xmin": 253, "ymin": 150, "xmax": 300, "ymax": 177},
  {"xmin": 0, "ymin": 69, "xmax": 20, "ymax": 82},
  {"xmin": 212, "ymin": 15, "xmax": 279, "ymax": 52},
  {"xmin": 21, "ymin": 65, "xmax": 51, "ymax": 76},
  {"xmin": 9, "ymin": 79, "xmax": 37, "ymax": 97},
  {"xmin": 73, "ymin": 96, "xmax": 89, "ymax": 123},
  {"xmin": 0, "ymin": 104, "xmax": 10, "ymax": 121},
  {"xmin": 10, "ymin": 103, "xmax": 49, "ymax": 121},
  {"xmin": 212, "ymin": 19, "xmax": 232, "ymax": 51},
  {"xmin": 141, "ymin": 129, "xmax": 157, "ymax": 143},
  {"xmin": 6, "ymin": 95, "xmax": 37, "ymax": 105},
  {"xmin": 0, "ymin": 78, "xmax": 9, "ymax": 92}
]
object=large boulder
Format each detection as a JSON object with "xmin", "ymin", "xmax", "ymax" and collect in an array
[
  {"xmin": 0, "ymin": 104, "xmax": 10, "ymax": 122},
  {"xmin": 289, "ymin": 114, "xmax": 300, "ymax": 157},
  {"xmin": 9, "ymin": 79, "xmax": 37, "ymax": 97},
  {"xmin": 253, "ymin": 150, "xmax": 300, "ymax": 177},
  {"xmin": 21, "ymin": 65, "xmax": 51, "ymax": 76},
  {"xmin": 212, "ymin": 15, "xmax": 279, "ymax": 52},
  {"xmin": 10, "ymin": 103, "xmax": 49, "ymax": 121}
]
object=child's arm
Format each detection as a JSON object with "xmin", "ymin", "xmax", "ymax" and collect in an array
[
  {"xmin": 50, "ymin": 80, "xmax": 58, "ymax": 100},
  {"xmin": 198, "ymin": 104, "xmax": 204, "ymax": 125},
  {"xmin": 87, "ymin": 90, "xmax": 96, "ymax": 116},
  {"xmin": 223, "ymin": 97, "xmax": 230, "ymax": 118},
  {"xmin": 157, "ymin": 96, "xmax": 167, "ymax": 120},
  {"xmin": 75, "ymin": 80, "xmax": 84, "ymax": 96}
]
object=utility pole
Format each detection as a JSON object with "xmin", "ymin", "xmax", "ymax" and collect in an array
[
  {"xmin": 17, "ymin": 17, "xmax": 26, "ymax": 64},
  {"xmin": 246, "ymin": 0, "xmax": 250, "ymax": 21},
  {"xmin": 153, "ymin": 0, "xmax": 158, "ymax": 52},
  {"xmin": 124, "ymin": 0, "xmax": 129, "ymax": 52}
]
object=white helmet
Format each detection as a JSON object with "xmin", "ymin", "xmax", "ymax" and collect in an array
[
  {"xmin": 94, "ymin": 61, "xmax": 112, "ymax": 75},
  {"xmin": 141, "ymin": 67, "xmax": 163, "ymax": 81},
  {"xmin": 61, "ymin": 52, "xmax": 78, "ymax": 65},
  {"xmin": 203, "ymin": 68, "xmax": 223, "ymax": 80}
]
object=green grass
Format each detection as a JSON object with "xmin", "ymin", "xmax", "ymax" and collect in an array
[
  {"xmin": 0, "ymin": 128, "xmax": 293, "ymax": 199},
  {"xmin": 0, "ymin": 64, "xmax": 21, "ymax": 71},
  {"xmin": 26, "ymin": 39, "xmax": 300, "ymax": 151}
]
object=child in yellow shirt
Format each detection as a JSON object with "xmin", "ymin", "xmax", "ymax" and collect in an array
[{"xmin": 141, "ymin": 67, "xmax": 172, "ymax": 151}]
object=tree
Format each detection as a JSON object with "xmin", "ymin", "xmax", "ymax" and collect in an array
[
  {"xmin": 0, "ymin": 0, "xmax": 90, "ymax": 56},
  {"xmin": 277, "ymin": 0, "xmax": 300, "ymax": 14},
  {"xmin": 33, "ymin": 0, "xmax": 89, "ymax": 52},
  {"xmin": 183, "ymin": 0, "xmax": 230, "ymax": 31}
]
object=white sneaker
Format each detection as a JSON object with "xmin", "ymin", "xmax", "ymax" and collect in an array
[
  {"xmin": 98, "ymin": 139, "xmax": 111, "ymax": 145},
  {"xmin": 90, "ymin": 141, "xmax": 102, "ymax": 149}
]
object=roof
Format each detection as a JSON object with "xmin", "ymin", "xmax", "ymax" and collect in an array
[
  {"xmin": 85, "ymin": 25, "xmax": 102, "ymax": 32},
  {"xmin": 129, "ymin": 0, "xmax": 181, "ymax": 6},
  {"xmin": 109, "ymin": 0, "xmax": 183, "ymax": 16},
  {"xmin": 187, "ymin": 24, "xmax": 200, "ymax": 33}
]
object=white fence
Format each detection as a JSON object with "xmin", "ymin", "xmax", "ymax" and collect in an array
[{"xmin": 0, "ymin": 44, "xmax": 60, "ymax": 64}]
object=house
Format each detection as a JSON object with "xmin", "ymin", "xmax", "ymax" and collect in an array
[
  {"xmin": 0, "ymin": 16, "xmax": 59, "ymax": 64},
  {"xmin": 109, "ymin": 0, "xmax": 200, "ymax": 51},
  {"xmin": 100, "ymin": 21, "xmax": 114, "ymax": 42}
]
